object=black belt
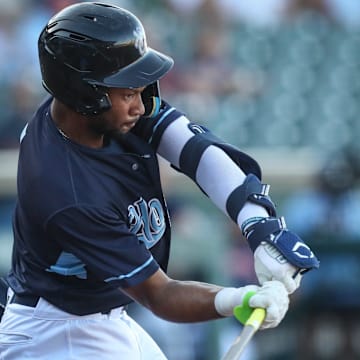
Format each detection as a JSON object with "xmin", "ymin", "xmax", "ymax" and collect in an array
[
  {"xmin": 10, "ymin": 293, "xmax": 113, "ymax": 314},
  {"xmin": 10, "ymin": 293, "xmax": 39, "ymax": 307}
]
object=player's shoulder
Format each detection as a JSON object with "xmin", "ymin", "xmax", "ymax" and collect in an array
[{"xmin": 17, "ymin": 97, "xmax": 80, "ymax": 218}]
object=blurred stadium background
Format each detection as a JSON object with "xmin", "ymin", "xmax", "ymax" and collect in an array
[{"xmin": 1, "ymin": 0, "xmax": 360, "ymax": 359}]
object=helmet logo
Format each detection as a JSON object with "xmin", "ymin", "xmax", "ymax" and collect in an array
[{"xmin": 133, "ymin": 27, "xmax": 147, "ymax": 55}]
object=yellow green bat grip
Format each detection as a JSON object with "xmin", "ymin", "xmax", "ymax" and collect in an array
[
  {"xmin": 245, "ymin": 308, "xmax": 266, "ymax": 330},
  {"xmin": 233, "ymin": 291, "xmax": 266, "ymax": 329}
]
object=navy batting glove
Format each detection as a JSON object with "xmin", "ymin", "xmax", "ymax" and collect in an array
[
  {"xmin": 243, "ymin": 217, "xmax": 320, "ymax": 271},
  {"xmin": 242, "ymin": 216, "xmax": 319, "ymax": 293}
]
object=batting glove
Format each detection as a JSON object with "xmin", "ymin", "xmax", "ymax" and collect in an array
[
  {"xmin": 214, "ymin": 280, "xmax": 289, "ymax": 329},
  {"xmin": 242, "ymin": 216, "xmax": 320, "ymax": 294}
]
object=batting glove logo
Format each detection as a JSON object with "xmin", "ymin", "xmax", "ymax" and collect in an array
[{"xmin": 292, "ymin": 242, "xmax": 315, "ymax": 260}]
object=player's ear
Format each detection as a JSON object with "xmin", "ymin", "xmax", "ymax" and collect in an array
[{"xmin": 141, "ymin": 81, "xmax": 161, "ymax": 118}]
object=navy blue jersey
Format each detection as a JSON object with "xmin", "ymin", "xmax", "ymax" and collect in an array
[{"xmin": 7, "ymin": 97, "xmax": 171, "ymax": 315}]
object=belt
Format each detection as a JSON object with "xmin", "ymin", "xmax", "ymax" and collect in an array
[
  {"xmin": 10, "ymin": 293, "xmax": 39, "ymax": 307},
  {"xmin": 10, "ymin": 293, "xmax": 113, "ymax": 315}
]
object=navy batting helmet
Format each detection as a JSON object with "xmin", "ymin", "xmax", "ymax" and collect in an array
[{"xmin": 38, "ymin": 2, "xmax": 173, "ymax": 115}]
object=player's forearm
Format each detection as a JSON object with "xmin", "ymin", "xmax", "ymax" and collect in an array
[
  {"xmin": 146, "ymin": 279, "xmax": 224, "ymax": 323},
  {"xmin": 124, "ymin": 271, "xmax": 224, "ymax": 323}
]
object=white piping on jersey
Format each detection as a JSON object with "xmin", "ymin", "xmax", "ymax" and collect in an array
[
  {"xmin": 148, "ymin": 107, "xmax": 176, "ymax": 144},
  {"xmin": 20, "ymin": 123, "xmax": 28, "ymax": 143}
]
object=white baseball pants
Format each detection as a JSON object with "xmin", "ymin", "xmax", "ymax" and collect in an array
[{"xmin": 0, "ymin": 293, "xmax": 167, "ymax": 359}]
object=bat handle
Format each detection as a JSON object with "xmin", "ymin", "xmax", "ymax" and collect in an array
[
  {"xmin": 233, "ymin": 291, "xmax": 266, "ymax": 328},
  {"xmin": 245, "ymin": 308, "xmax": 266, "ymax": 331},
  {"xmin": 221, "ymin": 308, "xmax": 266, "ymax": 360}
]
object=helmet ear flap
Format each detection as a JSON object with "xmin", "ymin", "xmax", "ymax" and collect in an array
[
  {"xmin": 141, "ymin": 81, "xmax": 161, "ymax": 118},
  {"xmin": 75, "ymin": 85, "xmax": 112, "ymax": 116},
  {"xmin": 40, "ymin": 50, "xmax": 112, "ymax": 116}
]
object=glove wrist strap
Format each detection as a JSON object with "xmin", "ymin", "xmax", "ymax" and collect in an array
[{"xmin": 245, "ymin": 217, "xmax": 320, "ymax": 269}]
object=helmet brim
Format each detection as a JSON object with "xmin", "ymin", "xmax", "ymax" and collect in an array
[{"xmin": 91, "ymin": 48, "xmax": 174, "ymax": 89}]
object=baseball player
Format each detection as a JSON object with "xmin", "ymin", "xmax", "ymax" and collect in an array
[{"xmin": 0, "ymin": 2, "xmax": 319, "ymax": 359}]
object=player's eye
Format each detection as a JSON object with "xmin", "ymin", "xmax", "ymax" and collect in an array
[{"xmin": 123, "ymin": 93, "xmax": 135, "ymax": 100}]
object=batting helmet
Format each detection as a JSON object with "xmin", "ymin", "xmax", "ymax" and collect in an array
[{"xmin": 38, "ymin": 2, "xmax": 174, "ymax": 115}]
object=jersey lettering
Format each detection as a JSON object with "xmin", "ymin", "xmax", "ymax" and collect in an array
[{"xmin": 128, "ymin": 197, "xmax": 165, "ymax": 249}]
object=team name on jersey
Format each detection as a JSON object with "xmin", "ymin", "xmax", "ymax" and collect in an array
[{"xmin": 128, "ymin": 197, "xmax": 165, "ymax": 249}]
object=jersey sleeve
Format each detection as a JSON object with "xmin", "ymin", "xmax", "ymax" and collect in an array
[
  {"xmin": 133, "ymin": 102, "xmax": 268, "ymax": 229},
  {"xmin": 45, "ymin": 205, "xmax": 159, "ymax": 288}
]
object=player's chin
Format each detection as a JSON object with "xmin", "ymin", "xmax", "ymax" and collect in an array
[
  {"xmin": 119, "ymin": 121, "xmax": 137, "ymax": 133},
  {"xmin": 106, "ymin": 123, "xmax": 135, "ymax": 136}
]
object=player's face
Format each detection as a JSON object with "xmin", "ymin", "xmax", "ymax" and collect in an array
[{"xmin": 90, "ymin": 87, "xmax": 146, "ymax": 134}]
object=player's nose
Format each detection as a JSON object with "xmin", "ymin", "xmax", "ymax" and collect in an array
[{"xmin": 132, "ymin": 93, "xmax": 145, "ymax": 117}]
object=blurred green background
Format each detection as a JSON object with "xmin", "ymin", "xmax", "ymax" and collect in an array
[{"xmin": 1, "ymin": 0, "xmax": 360, "ymax": 359}]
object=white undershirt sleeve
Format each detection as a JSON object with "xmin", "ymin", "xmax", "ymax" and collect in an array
[{"xmin": 156, "ymin": 115, "xmax": 269, "ymax": 229}]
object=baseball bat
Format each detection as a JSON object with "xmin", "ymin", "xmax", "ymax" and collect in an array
[{"xmin": 222, "ymin": 307, "xmax": 266, "ymax": 360}]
